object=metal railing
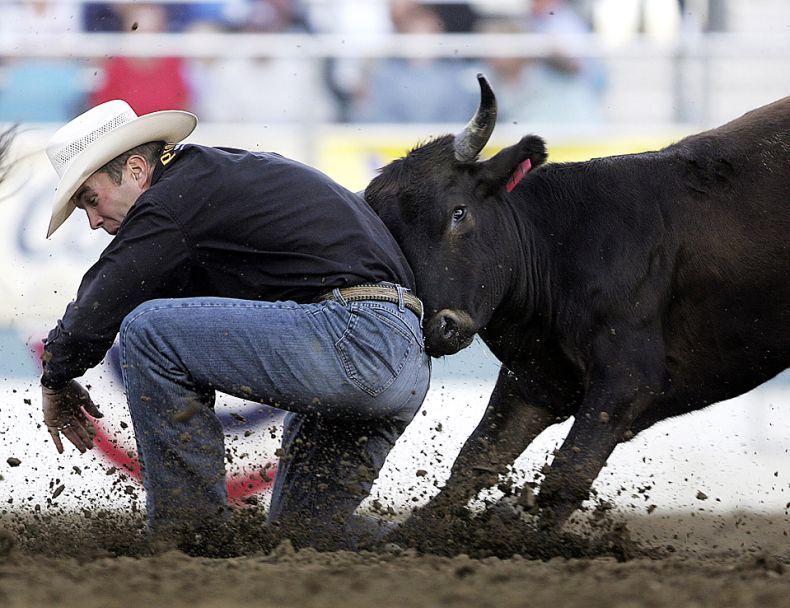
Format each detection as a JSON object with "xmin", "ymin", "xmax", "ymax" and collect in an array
[
  {"xmin": 1, "ymin": 31, "xmax": 789, "ymax": 59},
  {"xmin": 1, "ymin": 30, "xmax": 789, "ymax": 159}
]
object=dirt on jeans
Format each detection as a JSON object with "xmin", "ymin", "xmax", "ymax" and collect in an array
[{"xmin": 1, "ymin": 505, "xmax": 789, "ymax": 608}]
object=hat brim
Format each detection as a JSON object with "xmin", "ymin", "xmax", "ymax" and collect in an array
[{"xmin": 47, "ymin": 110, "xmax": 197, "ymax": 238}]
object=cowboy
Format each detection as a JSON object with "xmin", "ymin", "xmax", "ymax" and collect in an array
[{"xmin": 40, "ymin": 100, "xmax": 430, "ymax": 553}]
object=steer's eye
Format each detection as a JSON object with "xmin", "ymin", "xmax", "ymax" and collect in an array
[{"xmin": 452, "ymin": 206, "xmax": 467, "ymax": 223}]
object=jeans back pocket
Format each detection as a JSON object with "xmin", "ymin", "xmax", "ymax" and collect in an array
[{"xmin": 334, "ymin": 304, "xmax": 414, "ymax": 397}]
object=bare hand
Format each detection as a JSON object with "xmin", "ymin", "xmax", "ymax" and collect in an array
[{"xmin": 42, "ymin": 380, "xmax": 103, "ymax": 454}]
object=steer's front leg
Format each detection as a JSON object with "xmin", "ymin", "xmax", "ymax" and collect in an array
[
  {"xmin": 537, "ymin": 326, "xmax": 666, "ymax": 529},
  {"xmin": 431, "ymin": 367, "xmax": 555, "ymax": 514},
  {"xmin": 399, "ymin": 366, "xmax": 555, "ymax": 535}
]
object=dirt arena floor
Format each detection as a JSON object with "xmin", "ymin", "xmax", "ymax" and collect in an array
[{"xmin": 1, "ymin": 506, "xmax": 789, "ymax": 608}]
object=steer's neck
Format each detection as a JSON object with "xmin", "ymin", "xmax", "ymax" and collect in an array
[{"xmin": 484, "ymin": 194, "xmax": 555, "ymax": 346}]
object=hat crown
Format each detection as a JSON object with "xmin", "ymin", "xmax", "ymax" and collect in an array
[{"xmin": 46, "ymin": 100, "xmax": 138, "ymax": 177}]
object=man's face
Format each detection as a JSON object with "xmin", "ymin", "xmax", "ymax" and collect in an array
[{"xmin": 72, "ymin": 161, "xmax": 147, "ymax": 235}]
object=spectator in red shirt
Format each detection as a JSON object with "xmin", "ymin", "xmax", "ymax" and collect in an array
[{"xmin": 90, "ymin": 4, "xmax": 192, "ymax": 114}]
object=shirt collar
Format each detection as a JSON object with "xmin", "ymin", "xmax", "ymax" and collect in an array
[{"xmin": 151, "ymin": 143, "xmax": 185, "ymax": 186}]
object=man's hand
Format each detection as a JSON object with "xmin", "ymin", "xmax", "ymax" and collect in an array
[{"xmin": 42, "ymin": 380, "xmax": 104, "ymax": 454}]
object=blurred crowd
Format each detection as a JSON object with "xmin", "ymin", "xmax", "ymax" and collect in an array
[{"xmin": 0, "ymin": 0, "xmax": 621, "ymax": 125}]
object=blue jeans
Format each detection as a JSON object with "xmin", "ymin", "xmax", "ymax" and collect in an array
[{"xmin": 118, "ymin": 289, "xmax": 430, "ymax": 544}]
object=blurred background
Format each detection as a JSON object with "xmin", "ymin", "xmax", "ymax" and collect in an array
[
  {"xmin": 0, "ymin": 0, "xmax": 789, "ymax": 522},
  {"xmin": 1, "ymin": 1, "xmax": 789, "ymax": 128}
]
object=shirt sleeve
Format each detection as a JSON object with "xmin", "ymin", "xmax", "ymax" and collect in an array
[{"xmin": 40, "ymin": 201, "xmax": 192, "ymax": 389}]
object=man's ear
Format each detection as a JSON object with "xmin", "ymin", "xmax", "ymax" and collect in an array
[
  {"xmin": 476, "ymin": 135, "xmax": 547, "ymax": 195},
  {"xmin": 126, "ymin": 155, "xmax": 153, "ymax": 188}
]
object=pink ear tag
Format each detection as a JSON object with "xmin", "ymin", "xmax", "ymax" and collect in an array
[{"xmin": 505, "ymin": 158, "xmax": 533, "ymax": 193}]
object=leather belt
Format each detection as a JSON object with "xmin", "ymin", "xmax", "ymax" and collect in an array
[{"xmin": 320, "ymin": 284, "xmax": 423, "ymax": 319}]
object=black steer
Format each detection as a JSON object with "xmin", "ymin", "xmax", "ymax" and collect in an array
[{"xmin": 366, "ymin": 75, "xmax": 790, "ymax": 528}]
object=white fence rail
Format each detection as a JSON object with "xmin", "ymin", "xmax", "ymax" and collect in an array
[
  {"xmin": 0, "ymin": 31, "xmax": 787, "ymax": 59},
  {"xmin": 1, "ymin": 31, "xmax": 789, "ymax": 129}
]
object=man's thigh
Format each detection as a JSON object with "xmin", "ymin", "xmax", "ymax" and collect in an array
[{"xmin": 120, "ymin": 296, "xmax": 426, "ymax": 421}]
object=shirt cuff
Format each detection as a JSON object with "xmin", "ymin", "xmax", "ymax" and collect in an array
[{"xmin": 40, "ymin": 374, "xmax": 69, "ymax": 392}]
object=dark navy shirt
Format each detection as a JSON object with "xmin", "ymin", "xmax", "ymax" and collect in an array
[{"xmin": 42, "ymin": 144, "xmax": 415, "ymax": 388}]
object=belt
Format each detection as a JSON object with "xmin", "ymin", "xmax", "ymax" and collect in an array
[{"xmin": 319, "ymin": 284, "xmax": 423, "ymax": 319}]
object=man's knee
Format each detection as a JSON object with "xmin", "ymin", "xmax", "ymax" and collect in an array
[{"xmin": 120, "ymin": 299, "xmax": 168, "ymax": 346}]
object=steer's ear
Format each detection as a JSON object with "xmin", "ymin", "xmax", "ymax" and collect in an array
[{"xmin": 476, "ymin": 135, "xmax": 547, "ymax": 196}]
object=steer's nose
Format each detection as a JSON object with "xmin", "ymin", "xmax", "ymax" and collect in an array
[{"xmin": 424, "ymin": 309, "xmax": 475, "ymax": 356}]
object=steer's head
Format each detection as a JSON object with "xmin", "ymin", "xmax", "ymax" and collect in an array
[{"xmin": 366, "ymin": 74, "xmax": 547, "ymax": 356}]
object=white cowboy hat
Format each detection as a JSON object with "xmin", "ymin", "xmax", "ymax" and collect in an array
[{"xmin": 45, "ymin": 100, "xmax": 197, "ymax": 237}]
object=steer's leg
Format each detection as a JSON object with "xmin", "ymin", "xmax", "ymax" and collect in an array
[
  {"xmin": 537, "ymin": 324, "xmax": 666, "ymax": 529},
  {"xmin": 415, "ymin": 366, "xmax": 555, "ymax": 520}
]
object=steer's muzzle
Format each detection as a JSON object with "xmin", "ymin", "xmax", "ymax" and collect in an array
[{"xmin": 424, "ymin": 309, "xmax": 476, "ymax": 357}]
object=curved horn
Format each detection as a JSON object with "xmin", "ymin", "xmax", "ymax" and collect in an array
[{"xmin": 453, "ymin": 73, "xmax": 497, "ymax": 162}]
